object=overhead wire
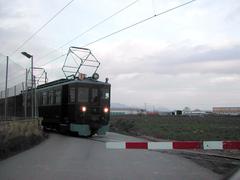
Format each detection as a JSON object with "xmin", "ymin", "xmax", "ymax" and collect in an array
[
  {"xmin": 83, "ymin": 0, "xmax": 196, "ymax": 47},
  {"xmin": 7, "ymin": 57, "xmax": 26, "ymax": 70},
  {"xmin": 0, "ymin": 53, "xmax": 8, "ymax": 64},
  {"xmin": 0, "ymin": 53, "xmax": 26, "ymax": 71},
  {"xmin": 10, "ymin": 0, "xmax": 75, "ymax": 56},
  {"xmin": 7, "ymin": 71, "xmax": 26, "ymax": 82},
  {"xmin": 37, "ymin": 0, "xmax": 140, "ymax": 61},
  {"xmin": 0, "ymin": 66, "xmax": 25, "ymax": 81},
  {"xmin": 38, "ymin": 54, "xmax": 67, "ymax": 67},
  {"xmin": 152, "ymin": 0, "xmax": 156, "ymax": 15},
  {"xmin": 0, "ymin": 69, "xmax": 25, "ymax": 87},
  {"xmin": 38, "ymin": 0, "xmax": 197, "ymax": 68}
]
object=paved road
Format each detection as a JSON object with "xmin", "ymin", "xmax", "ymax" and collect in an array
[{"xmin": 0, "ymin": 132, "xmax": 221, "ymax": 180}]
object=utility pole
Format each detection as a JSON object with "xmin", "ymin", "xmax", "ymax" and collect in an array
[
  {"xmin": 21, "ymin": 82, "xmax": 25, "ymax": 118},
  {"xmin": 34, "ymin": 76, "xmax": 37, "ymax": 118},
  {"xmin": 14, "ymin": 85, "xmax": 16, "ymax": 118},
  {"xmin": 31, "ymin": 56, "xmax": 34, "ymax": 119},
  {"xmin": 21, "ymin": 52, "xmax": 34, "ymax": 119},
  {"xmin": 144, "ymin": 103, "xmax": 147, "ymax": 113},
  {"xmin": 4, "ymin": 56, "xmax": 9, "ymax": 121},
  {"xmin": 25, "ymin": 69, "xmax": 28, "ymax": 118}
]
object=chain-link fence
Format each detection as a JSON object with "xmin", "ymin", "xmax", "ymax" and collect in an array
[{"xmin": 0, "ymin": 55, "xmax": 40, "ymax": 121}]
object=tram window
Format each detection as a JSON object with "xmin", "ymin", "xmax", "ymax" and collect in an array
[
  {"xmin": 78, "ymin": 87, "xmax": 88, "ymax": 102},
  {"xmin": 49, "ymin": 91, "xmax": 54, "ymax": 105},
  {"xmin": 91, "ymin": 88, "xmax": 99, "ymax": 103},
  {"xmin": 42, "ymin": 92, "xmax": 47, "ymax": 105},
  {"xmin": 101, "ymin": 88, "xmax": 110, "ymax": 100},
  {"xmin": 55, "ymin": 90, "xmax": 61, "ymax": 104},
  {"xmin": 39, "ymin": 92, "xmax": 43, "ymax": 105},
  {"xmin": 69, "ymin": 87, "xmax": 75, "ymax": 103}
]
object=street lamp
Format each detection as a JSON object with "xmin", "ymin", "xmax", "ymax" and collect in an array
[{"xmin": 21, "ymin": 52, "xmax": 34, "ymax": 119}]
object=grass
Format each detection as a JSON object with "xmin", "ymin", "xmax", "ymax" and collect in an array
[
  {"xmin": 110, "ymin": 115, "xmax": 240, "ymax": 141},
  {"xmin": 0, "ymin": 119, "xmax": 45, "ymax": 160}
]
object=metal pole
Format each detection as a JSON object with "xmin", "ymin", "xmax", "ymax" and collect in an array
[
  {"xmin": 45, "ymin": 72, "xmax": 47, "ymax": 84},
  {"xmin": 34, "ymin": 76, "xmax": 37, "ymax": 118},
  {"xmin": 31, "ymin": 56, "xmax": 34, "ymax": 119},
  {"xmin": 14, "ymin": 85, "xmax": 16, "ymax": 119},
  {"xmin": 21, "ymin": 82, "xmax": 24, "ymax": 118},
  {"xmin": 25, "ymin": 69, "xmax": 28, "ymax": 119},
  {"xmin": 4, "ymin": 56, "xmax": 9, "ymax": 121}
]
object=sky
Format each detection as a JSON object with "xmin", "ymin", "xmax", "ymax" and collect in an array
[{"xmin": 0, "ymin": 0, "xmax": 240, "ymax": 110}]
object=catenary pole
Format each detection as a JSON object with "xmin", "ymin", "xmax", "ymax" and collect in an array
[
  {"xmin": 25, "ymin": 69, "xmax": 28, "ymax": 118},
  {"xmin": 31, "ymin": 56, "xmax": 34, "ymax": 118},
  {"xmin": 4, "ymin": 56, "xmax": 9, "ymax": 121}
]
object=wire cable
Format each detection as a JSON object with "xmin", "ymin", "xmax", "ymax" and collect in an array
[
  {"xmin": 7, "ymin": 71, "xmax": 26, "ymax": 82},
  {"xmin": 38, "ymin": 54, "xmax": 67, "ymax": 67},
  {"xmin": 10, "ymin": 0, "xmax": 75, "ymax": 56},
  {"xmin": 38, "ymin": 0, "xmax": 197, "ymax": 67},
  {"xmin": 83, "ymin": 0, "xmax": 196, "ymax": 47},
  {"xmin": 37, "ymin": 0, "xmax": 140, "ymax": 61}
]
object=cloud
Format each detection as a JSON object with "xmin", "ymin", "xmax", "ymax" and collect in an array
[
  {"xmin": 93, "ymin": 40, "xmax": 240, "ymax": 109},
  {"xmin": 96, "ymin": 40, "xmax": 240, "ymax": 77},
  {"xmin": 210, "ymin": 76, "xmax": 240, "ymax": 84},
  {"xmin": 1, "ymin": 0, "xmax": 240, "ymax": 109}
]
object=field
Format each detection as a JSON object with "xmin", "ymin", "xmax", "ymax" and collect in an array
[
  {"xmin": 110, "ymin": 115, "xmax": 240, "ymax": 141},
  {"xmin": 0, "ymin": 119, "xmax": 45, "ymax": 160}
]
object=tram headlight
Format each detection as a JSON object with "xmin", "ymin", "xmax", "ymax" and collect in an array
[
  {"xmin": 104, "ymin": 107, "xmax": 109, "ymax": 113},
  {"xmin": 81, "ymin": 106, "xmax": 87, "ymax": 112}
]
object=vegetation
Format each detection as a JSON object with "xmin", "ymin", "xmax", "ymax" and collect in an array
[
  {"xmin": 110, "ymin": 115, "xmax": 240, "ymax": 141},
  {"xmin": 0, "ymin": 119, "xmax": 45, "ymax": 160}
]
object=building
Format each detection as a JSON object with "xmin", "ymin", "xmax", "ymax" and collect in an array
[
  {"xmin": 213, "ymin": 107, "xmax": 240, "ymax": 115},
  {"xmin": 183, "ymin": 109, "xmax": 207, "ymax": 116},
  {"xmin": 172, "ymin": 110, "xmax": 183, "ymax": 116},
  {"xmin": 110, "ymin": 107, "xmax": 145, "ymax": 116}
]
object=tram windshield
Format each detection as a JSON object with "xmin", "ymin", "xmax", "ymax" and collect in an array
[{"xmin": 101, "ymin": 88, "xmax": 110, "ymax": 100}]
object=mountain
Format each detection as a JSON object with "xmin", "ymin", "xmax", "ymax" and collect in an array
[
  {"xmin": 111, "ymin": 103, "xmax": 129, "ymax": 108},
  {"xmin": 111, "ymin": 103, "xmax": 170, "ymax": 112}
]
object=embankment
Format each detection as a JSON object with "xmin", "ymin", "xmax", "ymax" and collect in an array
[{"xmin": 0, "ymin": 119, "xmax": 46, "ymax": 160}]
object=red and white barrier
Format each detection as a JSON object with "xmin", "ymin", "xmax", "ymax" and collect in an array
[{"xmin": 106, "ymin": 141, "xmax": 240, "ymax": 150}]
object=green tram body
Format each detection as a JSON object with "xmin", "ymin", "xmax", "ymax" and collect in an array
[{"xmin": 37, "ymin": 78, "xmax": 111, "ymax": 137}]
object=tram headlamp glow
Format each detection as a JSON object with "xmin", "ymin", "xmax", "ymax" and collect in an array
[
  {"xmin": 81, "ymin": 106, "xmax": 87, "ymax": 112},
  {"xmin": 104, "ymin": 107, "xmax": 109, "ymax": 113}
]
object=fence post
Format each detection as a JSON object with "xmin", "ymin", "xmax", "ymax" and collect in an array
[
  {"xmin": 21, "ymin": 82, "xmax": 24, "ymax": 118},
  {"xmin": 31, "ymin": 56, "xmax": 34, "ymax": 119},
  {"xmin": 14, "ymin": 85, "xmax": 16, "ymax": 120},
  {"xmin": 34, "ymin": 76, "xmax": 37, "ymax": 118},
  {"xmin": 25, "ymin": 69, "xmax": 28, "ymax": 119},
  {"xmin": 4, "ymin": 56, "xmax": 9, "ymax": 121}
]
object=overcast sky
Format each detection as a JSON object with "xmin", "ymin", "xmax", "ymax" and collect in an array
[{"xmin": 0, "ymin": 0, "xmax": 240, "ymax": 110}]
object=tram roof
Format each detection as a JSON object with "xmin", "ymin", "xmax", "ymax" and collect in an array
[{"xmin": 37, "ymin": 78, "xmax": 110, "ymax": 90}]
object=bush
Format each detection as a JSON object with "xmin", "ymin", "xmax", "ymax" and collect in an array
[
  {"xmin": 0, "ymin": 119, "xmax": 45, "ymax": 160},
  {"xmin": 110, "ymin": 115, "xmax": 240, "ymax": 140}
]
